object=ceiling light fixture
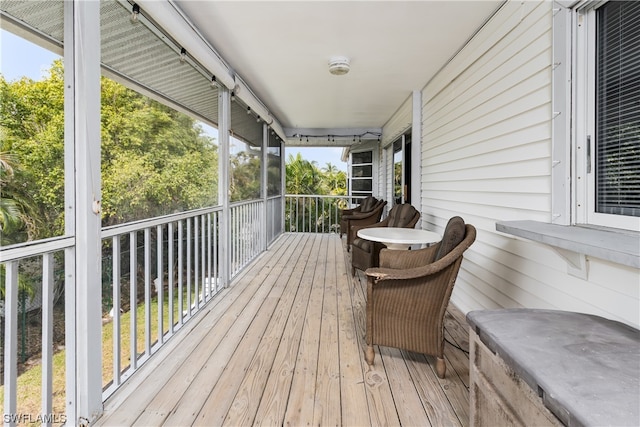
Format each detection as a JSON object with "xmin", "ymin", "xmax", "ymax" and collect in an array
[
  {"xmin": 211, "ymin": 76, "xmax": 218, "ymax": 87},
  {"xmin": 130, "ymin": 3, "xmax": 140, "ymax": 23},
  {"xmin": 328, "ymin": 56, "xmax": 350, "ymax": 76},
  {"xmin": 179, "ymin": 47, "xmax": 187, "ymax": 63}
]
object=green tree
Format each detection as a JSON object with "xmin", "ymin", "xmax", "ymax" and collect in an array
[
  {"xmin": 1, "ymin": 61, "xmax": 219, "ymax": 237},
  {"xmin": 286, "ymin": 153, "xmax": 322, "ymax": 195},
  {"xmin": 0, "ymin": 149, "xmax": 26, "ymax": 243},
  {"xmin": 284, "ymin": 154, "xmax": 347, "ymax": 232},
  {"xmin": 321, "ymin": 162, "xmax": 347, "ymax": 195},
  {"xmin": 0, "ymin": 65, "xmax": 64, "ymax": 242},
  {"xmin": 100, "ymin": 78, "xmax": 218, "ymax": 225},
  {"xmin": 229, "ymin": 147, "xmax": 261, "ymax": 202}
]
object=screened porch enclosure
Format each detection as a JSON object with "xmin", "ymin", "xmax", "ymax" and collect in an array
[
  {"xmin": 3, "ymin": 0, "xmax": 639, "ymax": 425},
  {"xmin": 1, "ymin": 0, "xmax": 287, "ymax": 423}
]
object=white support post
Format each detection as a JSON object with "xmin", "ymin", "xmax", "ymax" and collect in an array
[
  {"xmin": 67, "ymin": 0, "xmax": 103, "ymax": 423},
  {"xmin": 219, "ymin": 87, "xmax": 231, "ymax": 286},
  {"xmin": 281, "ymin": 142, "xmax": 286, "ymax": 234},
  {"xmin": 262, "ymin": 123, "xmax": 268, "ymax": 250},
  {"xmin": 63, "ymin": 1, "xmax": 77, "ymax": 422}
]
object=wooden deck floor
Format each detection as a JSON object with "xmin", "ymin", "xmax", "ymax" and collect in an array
[{"xmin": 96, "ymin": 233, "xmax": 471, "ymax": 426}]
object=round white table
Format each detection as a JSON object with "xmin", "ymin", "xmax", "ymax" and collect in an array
[{"xmin": 356, "ymin": 227, "xmax": 441, "ymax": 250}]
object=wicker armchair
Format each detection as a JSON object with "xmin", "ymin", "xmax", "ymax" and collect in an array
[
  {"xmin": 343, "ymin": 200, "xmax": 387, "ymax": 250},
  {"xmin": 350, "ymin": 203, "xmax": 420, "ymax": 276},
  {"xmin": 339, "ymin": 196, "xmax": 378, "ymax": 238},
  {"xmin": 363, "ymin": 216, "xmax": 476, "ymax": 378}
]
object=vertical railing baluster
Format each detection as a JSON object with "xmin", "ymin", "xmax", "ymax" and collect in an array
[
  {"xmin": 242, "ymin": 205, "xmax": 246, "ymax": 268},
  {"xmin": 144, "ymin": 228, "xmax": 151, "ymax": 356},
  {"xmin": 201, "ymin": 214, "xmax": 206, "ymax": 303},
  {"xmin": 130, "ymin": 231, "xmax": 137, "ymax": 370},
  {"xmin": 112, "ymin": 237, "xmax": 121, "ymax": 386},
  {"xmin": 239, "ymin": 205, "xmax": 243, "ymax": 271},
  {"xmin": 243, "ymin": 205, "xmax": 248, "ymax": 267},
  {"xmin": 3, "ymin": 261, "xmax": 18, "ymax": 425},
  {"xmin": 253, "ymin": 203, "xmax": 256, "ymax": 259},
  {"xmin": 255, "ymin": 202, "xmax": 258, "ymax": 256},
  {"xmin": 244, "ymin": 205, "xmax": 247, "ymax": 268},
  {"xmin": 194, "ymin": 216, "xmax": 199, "ymax": 311},
  {"xmin": 178, "ymin": 220, "xmax": 184, "ymax": 326},
  {"xmin": 187, "ymin": 218, "xmax": 192, "ymax": 317},
  {"xmin": 214, "ymin": 212, "xmax": 219, "ymax": 293},
  {"xmin": 234, "ymin": 208, "xmax": 238, "ymax": 275},
  {"xmin": 42, "ymin": 254, "xmax": 54, "ymax": 426},
  {"xmin": 157, "ymin": 225, "xmax": 163, "ymax": 345},
  {"xmin": 207, "ymin": 214, "xmax": 212, "ymax": 301},
  {"xmin": 168, "ymin": 222, "xmax": 174, "ymax": 334}
]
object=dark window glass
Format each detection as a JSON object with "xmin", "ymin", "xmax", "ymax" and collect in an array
[
  {"xmin": 352, "ymin": 151, "xmax": 372, "ymax": 164},
  {"xmin": 352, "ymin": 165, "xmax": 372, "ymax": 178},
  {"xmin": 352, "ymin": 179, "xmax": 373, "ymax": 192},
  {"xmin": 596, "ymin": 1, "xmax": 640, "ymax": 217}
]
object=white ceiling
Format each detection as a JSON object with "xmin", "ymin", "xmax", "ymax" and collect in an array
[{"xmin": 175, "ymin": 1, "xmax": 503, "ymax": 145}]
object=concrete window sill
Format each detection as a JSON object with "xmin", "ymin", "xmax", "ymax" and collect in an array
[{"xmin": 495, "ymin": 220, "xmax": 640, "ymax": 272}]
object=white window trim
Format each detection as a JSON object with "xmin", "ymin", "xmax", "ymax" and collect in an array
[{"xmin": 572, "ymin": 1, "xmax": 640, "ymax": 231}]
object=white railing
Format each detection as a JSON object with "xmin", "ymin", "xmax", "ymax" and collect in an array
[
  {"xmin": 266, "ymin": 195, "xmax": 283, "ymax": 246},
  {"xmin": 1, "ymin": 236, "xmax": 74, "ymax": 425},
  {"xmin": 1, "ymin": 199, "xmax": 283, "ymax": 420},
  {"xmin": 100, "ymin": 206, "xmax": 223, "ymax": 398},
  {"xmin": 230, "ymin": 200, "xmax": 265, "ymax": 277},
  {"xmin": 285, "ymin": 195, "xmax": 349, "ymax": 233}
]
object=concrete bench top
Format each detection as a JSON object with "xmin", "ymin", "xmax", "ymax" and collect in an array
[{"xmin": 467, "ymin": 309, "xmax": 640, "ymax": 427}]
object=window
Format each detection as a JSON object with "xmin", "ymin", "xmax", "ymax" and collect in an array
[
  {"xmin": 594, "ymin": 2, "xmax": 640, "ymax": 219},
  {"xmin": 572, "ymin": 0, "xmax": 640, "ymax": 231},
  {"xmin": 267, "ymin": 131, "xmax": 282, "ymax": 197},
  {"xmin": 350, "ymin": 150, "xmax": 374, "ymax": 204}
]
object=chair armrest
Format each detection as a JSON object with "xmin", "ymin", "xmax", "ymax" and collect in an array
[
  {"xmin": 366, "ymin": 226, "xmax": 476, "ymax": 282},
  {"xmin": 350, "ymin": 217, "xmax": 390, "ymax": 237},
  {"xmin": 341, "ymin": 207, "xmax": 361, "ymax": 216},
  {"xmin": 344, "ymin": 208, "xmax": 381, "ymax": 221},
  {"xmin": 365, "ymin": 258, "xmax": 450, "ymax": 282}
]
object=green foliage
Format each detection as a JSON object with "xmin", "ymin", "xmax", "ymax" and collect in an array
[
  {"xmin": 100, "ymin": 78, "xmax": 218, "ymax": 225},
  {"xmin": 1, "ymin": 64, "xmax": 64, "ymax": 242},
  {"xmin": 0, "ymin": 61, "xmax": 219, "ymax": 240},
  {"xmin": 285, "ymin": 153, "xmax": 346, "ymax": 196},
  {"xmin": 284, "ymin": 155, "xmax": 347, "ymax": 232},
  {"xmin": 229, "ymin": 147, "xmax": 261, "ymax": 202}
]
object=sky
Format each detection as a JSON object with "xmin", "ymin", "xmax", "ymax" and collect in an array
[{"xmin": 1, "ymin": 29, "xmax": 347, "ymax": 172}]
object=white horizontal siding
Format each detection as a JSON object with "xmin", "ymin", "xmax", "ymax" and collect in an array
[
  {"xmin": 384, "ymin": 146, "xmax": 392, "ymax": 202},
  {"xmin": 382, "ymin": 95, "xmax": 412, "ymax": 148},
  {"xmin": 419, "ymin": 0, "xmax": 639, "ymax": 328}
]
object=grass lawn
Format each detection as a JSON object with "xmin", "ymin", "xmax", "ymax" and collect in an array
[{"xmin": 0, "ymin": 286, "xmax": 200, "ymax": 424}]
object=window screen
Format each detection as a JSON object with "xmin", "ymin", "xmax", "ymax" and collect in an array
[{"xmin": 596, "ymin": 1, "xmax": 640, "ymax": 217}]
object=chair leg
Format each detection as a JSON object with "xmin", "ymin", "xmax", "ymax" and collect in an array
[
  {"xmin": 365, "ymin": 345, "xmax": 375, "ymax": 365},
  {"xmin": 351, "ymin": 266, "xmax": 356, "ymax": 277},
  {"xmin": 436, "ymin": 357, "xmax": 446, "ymax": 378}
]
